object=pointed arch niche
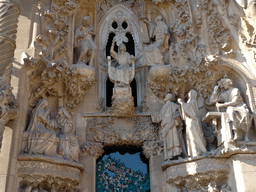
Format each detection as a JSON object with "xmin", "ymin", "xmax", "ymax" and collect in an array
[{"xmin": 98, "ymin": 5, "xmax": 144, "ymax": 110}]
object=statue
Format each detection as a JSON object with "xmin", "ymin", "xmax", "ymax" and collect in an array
[
  {"xmin": 108, "ymin": 37, "xmax": 135, "ymax": 87},
  {"xmin": 25, "ymin": 99, "xmax": 58, "ymax": 156},
  {"xmin": 24, "ymin": 99, "xmax": 79, "ymax": 162},
  {"xmin": 57, "ymin": 107, "xmax": 80, "ymax": 162},
  {"xmin": 144, "ymin": 15, "xmax": 169, "ymax": 66},
  {"xmin": 209, "ymin": 78, "xmax": 253, "ymax": 141},
  {"xmin": 74, "ymin": 16, "xmax": 97, "ymax": 66},
  {"xmin": 178, "ymin": 90, "xmax": 207, "ymax": 157},
  {"xmin": 151, "ymin": 93, "xmax": 187, "ymax": 160}
]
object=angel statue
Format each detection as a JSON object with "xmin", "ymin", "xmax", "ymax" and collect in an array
[
  {"xmin": 144, "ymin": 15, "xmax": 169, "ymax": 66},
  {"xmin": 74, "ymin": 16, "xmax": 97, "ymax": 66},
  {"xmin": 108, "ymin": 38, "xmax": 135, "ymax": 87}
]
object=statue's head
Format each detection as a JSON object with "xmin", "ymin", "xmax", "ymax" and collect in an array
[
  {"xmin": 82, "ymin": 16, "xmax": 91, "ymax": 26},
  {"xmin": 164, "ymin": 93, "xmax": 173, "ymax": 102},
  {"xmin": 119, "ymin": 43, "xmax": 126, "ymax": 53},
  {"xmin": 155, "ymin": 15, "xmax": 163, "ymax": 23},
  {"xmin": 188, "ymin": 89, "xmax": 198, "ymax": 99},
  {"xmin": 219, "ymin": 78, "xmax": 232, "ymax": 90}
]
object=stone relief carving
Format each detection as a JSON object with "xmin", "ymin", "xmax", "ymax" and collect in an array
[
  {"xmin": 82, "ymin": 117, "xmax": 157, "ymax": 157},
  {"xmin": 25, "ymin": 58, "xmax": 95, "ymax": 109},
  {"xmin": 208, "ymin": 78, "xmax": 253, "ymax": 142},
  {"xmin": 178, "ymin": 90, "xmax": 207, "ymax": 157},
  {"xmin": 23, "ymin": 99, "xmax": 79, "ymax": 162},
  {"xmin": 35, "ymin": 0, "xmax": 79, "ymax": 65},
  {"xmin": 96, "ymin": 0, "xmax": 144, "ymax": 22},
  {"xmin": 18, "ymin": 174, "xmax": 79, "ymax": 192},
  {"xmin": 0, "ymin": 77, "xmax": 18, "ymax": 150},
  {"xmin": 144, "ymin": 15, "xmax": 170, "ymax": 66},
  {"xmin": 142, "ymin": 140, "xmax": 164, "ymax": 158},
  {"xmin": 74, "ymin": 16, "xmax": 97, "ymax": 66},
  {"xmin": 168, "ymin": 170, "xmax": 230, "ymax": 192},
  {"xmin": 151, "ymin": 93, "xmax": 187, "ymax": 160}
]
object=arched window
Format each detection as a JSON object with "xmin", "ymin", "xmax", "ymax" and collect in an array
[{"xmin": 96, "ymin": 146, "xmax": 150, "ymax": 192}]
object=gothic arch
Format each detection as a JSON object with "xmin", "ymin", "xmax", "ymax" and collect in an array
[{"xmin": 98, "ymin": 4, "xmax": 142, "ymax": 58}]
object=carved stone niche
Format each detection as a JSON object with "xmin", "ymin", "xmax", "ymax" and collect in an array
[
  {"xmin": 17, "ymin": 154, "xmax": 84, "ymax": 192},
  {"xmin": 164, "ymin": 158, "xmax": 231, "ymax": 192}
]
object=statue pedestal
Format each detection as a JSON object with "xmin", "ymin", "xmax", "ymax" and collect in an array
[{"xmin": 111, "ymin": 87, "xmax": 134, "ymax": 117}]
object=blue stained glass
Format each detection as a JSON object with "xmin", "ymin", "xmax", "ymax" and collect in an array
[{"xmin": 96, "ymin": 155, "xmax": 150, "ymax": 192}]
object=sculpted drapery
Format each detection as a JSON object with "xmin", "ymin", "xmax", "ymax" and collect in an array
[
  {"xmin": 108, "ymin": 38, "xmax": 135, "ymax": 87},
  {"xmin": 209, "ymin": 78, "xmax": 252, "ymax": 141},
  {"xmin": 25, "ymin": 99, "xmax": 79, "ymax": 162},
  {"xmin": 144, "ymin": 15, "xmax": 169, "ymax": 66},
  {"xmin": 178, "ymin": 90, "xmax": 207, "ymax": 157},
  {"xmin": 152, "ymin": 94, "xmax": 186, "ymax": 160}
]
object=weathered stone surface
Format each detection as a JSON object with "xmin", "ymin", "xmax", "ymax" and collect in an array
[{"xmin": 1, "ymin": 0, "xmax": 256, "ymax": 191}]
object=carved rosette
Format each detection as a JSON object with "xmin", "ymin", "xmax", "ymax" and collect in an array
[{"xmin": 0, "ymin": 0, "xmax": 20, "ymax": 77}]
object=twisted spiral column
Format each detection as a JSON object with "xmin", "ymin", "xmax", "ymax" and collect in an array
[{"xmin": 0, "ymin": 0, "xmax": 19, "ymax": 78}]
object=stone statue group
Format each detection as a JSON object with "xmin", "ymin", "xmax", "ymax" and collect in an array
[
  {"xmin": 153, "ymin": 78, "xmax": 252, "ymax": 160},
  {"xmin": 23, "ymin": 99, "xmax": 79, "ymax": 162}
]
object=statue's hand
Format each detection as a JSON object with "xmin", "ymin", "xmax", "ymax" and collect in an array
[
  {"xmin": 213, "ymin": 85, "xmax": 219, "ymax": 92},
  {"xmin": 131, "ymin": 55, "xmax": 135, "ymax": 63},
  {"xmin": 216, "ymin": 102, "xmax": 223, "ymax": 109},
  {"xmin": 177, "ymin": 98, "xmax": 182, "ymax": 104},
  {"xmin": 107, "ymin": 56, "xmax": 111, "ymax": 63}
]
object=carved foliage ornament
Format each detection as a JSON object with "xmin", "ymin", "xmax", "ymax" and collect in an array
[
  {"xmin": 168, "ymin": 170, "xmax": 231, "ymax": 192},
  {"xmin": 83, "ymin": 117, "xmax": 158, "ymax": 157},
  {"xmin": 35, "ymin": 0, "xmax": 79, "ymax": 65},
  {"xmin": 0, "ymin": 77, "xmax": 18, "ymax": 150},
  {"xmin": 25, "ymin": 58, "xmax": 95, "ymax": 109},
  {"xmin": 18, "ymin": 174, "xmax": 79, "ymax": 192}
]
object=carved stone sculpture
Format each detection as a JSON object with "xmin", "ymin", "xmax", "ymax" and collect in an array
[
  {"xmin": 107, "ymin": 38, "xmax": 135, "ymax": 116},
  {"xmin": 209, "ymin": 78, "xmax": 253, "ymax": 141},
  {"xmin": 108, "ymin": 38, "xmax": 135, "ymax": 87},
  {"xmin": 151, "ymin": 93, "xmax": 187, "ymax": 160},
  {"xmin": 0, "ymin": 77, "xmax": 18, "ymax": 150},
  {"xmin": 24, "ymin": 99, "xmax": 58, "ymax": 156},
  {"xmin": 56, "ymin": 107, "xmax": 80, "ymax": 162},
  {"xmin": 144, "ymin": 15, "xmax": 169, "ymax": 66},
  {"xmin": 23, "ymin": 99, "xmax": 79, "ymax": 162},
  {"xmin": 74, "ymin": 16, "xmax": 97, "ymax": 66},
  {"xmin": 178, "ymin": 90, "xmax": 207, "ymax": 157}
]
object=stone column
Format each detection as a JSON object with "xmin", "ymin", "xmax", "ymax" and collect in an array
[
  {"xmin": 149, "ymin": 154, "xmax": 166, "ymax": 192},
  {"xmin": 229, "ymin": 154, "xmax": 256, "ymax": 192},
  {"xmin": 79, "ymin": 153, "xmax": 97, "ymax": 192},
  {"xmin": 0, "ymin": 0, "xmax": 20, "ymax": 78}
]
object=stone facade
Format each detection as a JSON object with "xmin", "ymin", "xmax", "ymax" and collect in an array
[{"xmin": 0, "ymin": 0, "xmax": 256, "ymax": 191}]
